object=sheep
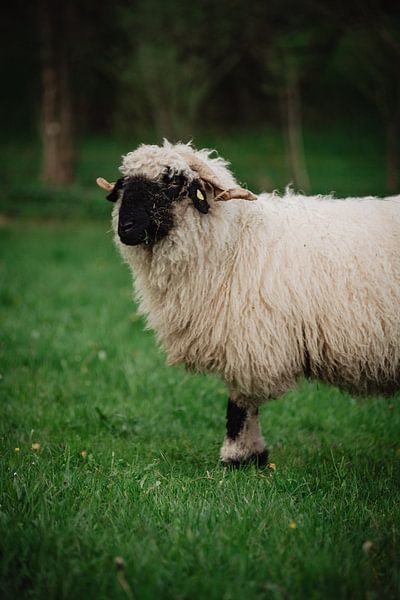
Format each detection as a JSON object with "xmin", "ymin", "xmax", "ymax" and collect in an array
[{"xmin": 97, "ymin": 140, "xmax": 400, "ymax": 467}]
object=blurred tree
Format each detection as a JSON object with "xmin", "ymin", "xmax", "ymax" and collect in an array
[
  {"xmin": 38, "ymin": 0, "xmax": 75, "ymax": 185},
  {"xmin": 263, "ymin": 31, "xmax": 314, "ymax": 192},
  {"xmin": 0, "ymin": 3, "xmax": 39, "ymax": 138},
  {"xmin": 335, "ymin": 22, "xmax": 400, "ymax": 193},
  {"xmin": 113, "ymin": 0, "xmax": 242, "ymax": 139},
  {"xmin": 249, "ymin": 1, "xmax": 338, "ymax": 192},
  {"xmin": 36, "ymin": 0, "xmax": 127, "ymax": 184}
]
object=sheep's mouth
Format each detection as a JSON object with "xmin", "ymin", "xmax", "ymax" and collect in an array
[
  {"xmin": 118, "ymin": 209, "xmax": 164, "ymax": 247},
  {"xmin": 118, "ymin": 223, "xmax": 150, "ymax": 246}
]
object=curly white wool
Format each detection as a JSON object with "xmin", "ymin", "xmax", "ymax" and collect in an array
[{"xmin": 113, "ymin": 140, "xmax": 400, "ymax": 401}]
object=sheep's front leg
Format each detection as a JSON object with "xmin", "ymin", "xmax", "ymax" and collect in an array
[{"xmin": 220, "ymin": 395, "xmax": 268, "ymax": 467}]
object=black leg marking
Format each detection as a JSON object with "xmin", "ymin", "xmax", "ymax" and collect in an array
[
  {"xmin": 221, "ymin": 399, "xmax": 268, "ymax": 468},
  {"xmin": 226, "ymin": 398, "xmax": 247, "ymax": 440}
]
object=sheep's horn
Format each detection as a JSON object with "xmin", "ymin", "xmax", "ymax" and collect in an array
[
  {"xmin": 96, "ymin": 177, "xmax": 115, "ymax": 191},
  {"xmin": 184, "ymin": 154, "xmax": 257, "ymax": 201},
  {"xmin": 183, "ymin": 155, "xmax": 223, "ymax": 189},
  {"xmin": 214, "ymin": 188, "xmax": 258, "ymax": 201}
]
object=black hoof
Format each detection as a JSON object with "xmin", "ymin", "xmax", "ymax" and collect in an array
[{"xmin": 221, "ymin": 449, "xmax": 269, "ymax": 469}]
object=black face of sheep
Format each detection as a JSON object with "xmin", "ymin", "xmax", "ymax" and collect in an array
[{"xmin": 106, "ymin": 172, "xmax": 210, "ymax": 246}]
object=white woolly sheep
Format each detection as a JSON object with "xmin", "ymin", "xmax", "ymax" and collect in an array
[{"xmin": 97, "ymin": 140, "xmax": 400, "ymax": 467}]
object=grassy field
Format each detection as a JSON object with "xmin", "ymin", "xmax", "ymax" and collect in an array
[
  {"xmin": 1, "ymin": 221, "xmax": 399, "ymax": 599},
  {"xmin": 0, "ymin": 131, "xmax": 399, "ymax": 599}
]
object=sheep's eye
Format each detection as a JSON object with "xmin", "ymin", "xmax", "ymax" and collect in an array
[
  {"xmin": 162, "ymin": 171, "xmax": 172, "ymax": 184},
  {"xmin": 161, "ymin": 170, "xmax": 187, "ymax": 200},
  {"xmin": 162, "ymin": 170, "xmax": 185, "ymax": 187}
]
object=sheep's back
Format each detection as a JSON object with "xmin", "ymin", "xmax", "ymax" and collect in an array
[
  {"xmin": 123, "ymin": 194, "xmax": 400, "ymax": 399},
  {"xmin": 248, "ymin": 193, "xmax": 400, "ymax": 396}
]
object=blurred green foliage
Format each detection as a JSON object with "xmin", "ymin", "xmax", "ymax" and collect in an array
[
  {"xmin": 3, "ymin": 2, "xmax": 399, "ymax": 136},
  {"xmin": 0, "ymin": 124, "xmax": 388, "ymax": 220},
  {"xmin": 1, "ymin": 2, "xmax": 398, "ymax": 202}
]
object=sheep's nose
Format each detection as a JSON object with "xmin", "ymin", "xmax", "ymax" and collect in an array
[
  {"xmin": 118, "ymin": 219, "xmax": 148, "ymax": 246},
  {"xmin": 120, "ymin": 221, "xmax": 135, "ymax": 233}
]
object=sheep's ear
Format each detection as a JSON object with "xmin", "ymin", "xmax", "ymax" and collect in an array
[
  {"xmin": 96, "ymin": 176, "xmax": 125, "ymax": 201},
  {"xmin": 188, "ymin": 180, "xmax": 209, "ymax": 214},
  {"xmin": 106, "ymin": 178, "xmax": 125, "ymax": 202}
]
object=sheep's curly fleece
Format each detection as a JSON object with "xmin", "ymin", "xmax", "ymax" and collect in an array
[{"xmin": 113, "ymin": 141, "xmax": 400, "ymax": 401}]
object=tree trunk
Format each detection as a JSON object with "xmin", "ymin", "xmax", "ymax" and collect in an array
[
  {"xmin": 282, "ymin": 59, "xmax": 310, "ymax": 192},
  {"xmin": 386, "ymin": 115, "xmax": 399, "ymax": 194},
  {"xmin": 38, "ymin": 1, "xmax": 75, "ymax": 185}
]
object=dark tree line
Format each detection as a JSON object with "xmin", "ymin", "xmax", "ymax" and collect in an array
[{"xmin": 3, "ymin": 1, "xmax": 400, "ymax": 190}]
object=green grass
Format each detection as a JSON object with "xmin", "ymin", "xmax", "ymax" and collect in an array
[
  {"xmin": 0, "ymin": 125, "xmax": 389, "ymax": 220},
  {"xmin": 1, "ymin": 221, "xmax": 399, "ymax": 599}
]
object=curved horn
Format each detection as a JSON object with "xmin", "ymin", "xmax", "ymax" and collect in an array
[
  {"xmin": 214, "ymin": 188, "xmax": 257, "ymax": 202},
  {"xmin": 184, "ymin": 154, "xmax": 257, "ymax": 202},
  {"xmin": 183, "ymin": 154, "xmax": 223, "ymax": 189},
  {"xmin": 96, "ymin": 177, "xmax": 115, "ymax": 191}
]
